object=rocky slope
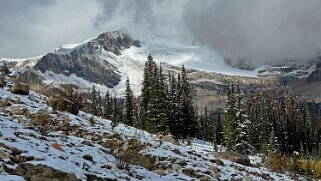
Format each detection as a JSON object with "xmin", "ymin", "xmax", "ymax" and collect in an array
[
  {"xmin": 0, "ymin": 82, "xmax": 309, "ymax": 181},
  {"xmin": 2, "ymin": 31, "xmax": 142, "ymax": 95}
]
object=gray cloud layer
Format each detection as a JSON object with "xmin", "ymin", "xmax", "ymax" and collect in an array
[
  {"xmin": 1, "ymin": 0, "xmax": 321, "ymax": 65},
  {"xmin": 0, "ymin": 0, "xmax": 100, "ymax": 58},
  {"xmin": 183, "ymin": 0, "xmax": 321, "ymax": 64}
]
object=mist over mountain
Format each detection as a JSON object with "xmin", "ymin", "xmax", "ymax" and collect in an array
[{"xmin": 1, "ymin": 0, "xmax": 321, "ymax": 65}]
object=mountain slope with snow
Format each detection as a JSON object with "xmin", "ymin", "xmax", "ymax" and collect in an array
[
  {"xmin": 0, "ymin": 82, "xmax": 307, "ymax": 181},
  {"xmin": 0, "ymin": 31, "xmax": 260, "ymax": 94},
  {"xmin": 0, "ymin": 30, "xmax": 316, "ymax": 99}
]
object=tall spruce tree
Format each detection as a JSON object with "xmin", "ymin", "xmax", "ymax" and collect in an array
[
  {"xmin": 168, "ymin": 74, "xmax": 182, "ymax": 137},
  {"xmin": 124, "ymin": 78, "xmax": 134, "ymax": 126},
  {"xmin": 224, "ymin": 83, "xmax": 236, "ymax": 151},
  {"xmin": 180, "ymin": 66, "xmax": 197, "ymax": 138},
  {"xmin": 140, "ymin": 54, "xmax": 156, "ymax": 130},
  {"xmin": 233, "ymin": 82, "xmax": 253, "ymax": 154}
]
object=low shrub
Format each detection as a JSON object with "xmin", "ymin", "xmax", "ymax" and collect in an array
[
  {"xmin": 29, "ymin": 113, "xmax": 55, "ymax": 135},
  {"xmin": 47, "ymin": 84, "xmax": 84, "ymax": 115}
]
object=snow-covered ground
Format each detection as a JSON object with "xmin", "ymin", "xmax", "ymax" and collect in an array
[
  {"xmin": 0, "ymin": 82, "xmax": 308, "ymax": 180},
  {"xmin": 122, "ymin": 35, "xmax": 258, "ymax": 77}
]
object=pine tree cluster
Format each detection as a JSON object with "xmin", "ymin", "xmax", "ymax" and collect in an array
[
  {"xmin": 140, "ymin": 55, "xmax": 198, "ymax": 138},
  {"xmin": 223, "ymin": 84, "xmax": 321, "ymax": 158},
  {"xmin": 87, "ymin": 54, "xmax": 198, "ymax": 139}
]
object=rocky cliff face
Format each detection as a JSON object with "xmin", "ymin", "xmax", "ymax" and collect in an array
[
  {"xmin": 16, "ymin": 31, "xmax": 141, "ymax": 89},
  {"xmin": 305, "ymin": 62, "xmax": 321, "ymax": 83}
]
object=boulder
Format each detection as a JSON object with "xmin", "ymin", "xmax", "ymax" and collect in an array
[
  {"xmin": 155, "ymin": 134, "xmax": 180, "ymax": 146},
  {"xmin": 81, "ymin": 140, "xmax": 93, "ymax": 146},
  {"xmin": 171, "ymin": 164, "xmax": 182, "ymax": 171},
  {"xmin": 12, "ymin": 82, "xmax": 30, "ymax": 95},
  {"xmin": 0, "ymin": 149, "xmax": 10, "ymax": 159},
  {"xmin": 182, "ymin": 168, "xmax": 197, "ymax": 177},
  {"xmin": 0, "ymin": 99, "xmax": 11, "ymax": 107},
  {"xmin": 200, "ymin": 175, "xmax": 212, "ymax": 181},
  {"xmin": 101, "ymin": 164, "xmax": 112, "ymax": 169},
  {"xmin": 174, "ymin": 159, "xmax": 186, "ymax": 165},
  {"xmin": 15, "ymin": 163, "xmax": 77, "ymax": 181},
  {"xmin": 153, "ymin": 169, "xmax": 166, "ymax": 176},
  {"xmin": 83, "ymin": 154, "xmax": 93, "ymax": 162},
  {"xmin": 214, "ymin": 159, "xmax": 225, "ymax": 166},
  {"xmin": 214, "ymin": 152, "xmax": 251, "ymax": 166}
]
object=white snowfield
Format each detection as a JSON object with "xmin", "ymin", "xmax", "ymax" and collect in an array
[{"xmin": 0, "ymin": 84, "xmax": 307, "ymax": 181}]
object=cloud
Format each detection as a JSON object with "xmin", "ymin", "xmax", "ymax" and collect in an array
[
  {"xmin": 2, "ymin": 0, "xmax": 321, "ymax": 65},
  {"xmin": 0, "ymin": 0, "xmax": 100, "ymax": 58},
  {"xmin": 183, "ymin": 0, "xmax": 321, "ymax": 64},
  {"xmin": 94, "ymin": 0, "xmax": 189, "ymax": 39}
]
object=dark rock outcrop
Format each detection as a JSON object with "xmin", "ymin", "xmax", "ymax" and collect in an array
[
  {"xmin": 94, "ymin": 31, "xmax": 141, "ymax": 55},
  {"xmin": 34, "ymin": 52, "xmax": 121, "ymax": 88}
]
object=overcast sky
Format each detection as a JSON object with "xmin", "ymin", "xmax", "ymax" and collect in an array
[{"xmin": 1, "ymin": 0, "xmax": 321, "ymax": 65}]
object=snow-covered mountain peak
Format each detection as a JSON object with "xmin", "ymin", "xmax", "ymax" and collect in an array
[{"xmin": 0, "ymin": 30, "xmax": 316, "ymax": 97}]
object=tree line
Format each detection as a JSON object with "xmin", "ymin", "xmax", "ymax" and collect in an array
[
  {"xmin": 86, "ymin": 54, "xmax": 198, "ymax": 139},
  {"xmin": 219, "ymin": 82, "xmax": 321, "ymax": 159}
]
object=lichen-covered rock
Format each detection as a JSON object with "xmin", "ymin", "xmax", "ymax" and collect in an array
[
  {"xmin": 155, "ymin": 134, "xmax": 180, "ymax": 146},
  {"xmin": 15, "ymin": 163, "xmax": 77, "ymax": 181}
]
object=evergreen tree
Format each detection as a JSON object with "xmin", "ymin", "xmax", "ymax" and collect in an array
[
  {"xmin": 111, "ymin": 94, "xmax": 119, "ymax": 123},
  {"xmin": 124, "ymin": 78, "xmax": 134, "ymax": 126},
  {"xmin": 168, "ymin": 74, "xmax": 183, "ymax": 137},
  {"xmin": 180, "ymin": 66, "xmax": 197, "ymax": 138},
  {"xmin": 103, "ymin": 91, "xmax": 113, "ymax": 119},
  {"xmin": 214, "ymin": 111, "xmax": 224, "ymax": 146},
  {"xmin": 233, "ymin": 82, "xmax": 253, "ymax": 154},
  {"xmin": 267, "ymin": 126, "xmax": 279, "ymax": 155},
  {"xmin": 91, "ymin": 86, "xmax": 97, "ymax": 115},
  {"xmin": 140, "ymin": 54, "xmax": 157, "ymax": 130},
  {"xmin": 133, "ymin": 97, "xmax": 140, "ymax": 128},
  {"xmin": 97, "ymin": 90, "xmax": 102, "ymax": 117},
  {"xmin": 224, "ymin": 83, "xmax": 236, "ymax": 151}
]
